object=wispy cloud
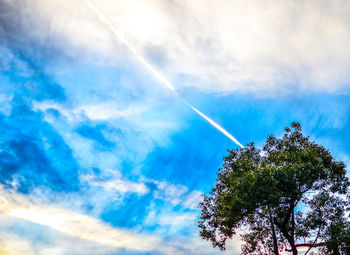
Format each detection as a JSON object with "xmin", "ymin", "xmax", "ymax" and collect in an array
[
  {"xmin": 149, "ymin": 179, "xmax": 203, "ymax": 209},
  {"xmin": 33, "ymin": 101, "xmax": 148, "ymax": 121},
  {"xmin": 0, "ymin": 184, "xmax": 219, "ymax": 255},
  {"xmin": 81, "ymin": 170, "xmax": 149, "ymax": 195},
  {"xmin": 19, "ymin": 0, "xmax": 350, "ymax": 95}
]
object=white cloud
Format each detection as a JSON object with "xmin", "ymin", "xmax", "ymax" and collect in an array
[
  {"xmin": 88, "ymin": 178, "xmax": 148, "ymax": 194},
  {"xmin": 33, "ymin": 101, "xmax": 147, "ymax": 121},
  {"xmin": 0, "ymin": 185, "xmax": 216, "ymax": 255},
  {"xmin": 81, "ymin": 170, "xmax": 149, "ymax": 195},
  {"xmin": 150, "ymin": 180, "xmax": 203, "ymax": 209},
  {"xmin": 182, "ymin": 190, "xmax": 203, "ymax": 210},
  {"xmin": 0, "ymin": 215, "xmax": 133, "ymax": 255},
  {"xmin": 153, "ymin": 180, "xmax": 188, "ymax": 205},
  {"xmin": 157, "ymin": 213, "xmax": 197, "ymax": 226},
  {"xmin": 0, "ymin": 236, "xmax": 36, "ymax": 255},
  {"xmin": 144, "ymin": 209, "xmax": 197, "ymax": 237},
  {"xmin": 78, "ymin": 104, "xmax": 147, "ymax": 121},
  {"xmin": 22, "ymin": 0, "xmax": 350, "ymax": 95}
]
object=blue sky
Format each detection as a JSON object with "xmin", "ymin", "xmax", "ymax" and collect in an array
[{"xmin": 1, "ymin": 0, "xmax": 350, "ymax": 254}]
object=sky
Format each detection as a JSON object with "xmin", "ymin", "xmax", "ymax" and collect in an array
[{"xmin": 1, "ymin": 0, "xmax": 350, "ymax": 254}]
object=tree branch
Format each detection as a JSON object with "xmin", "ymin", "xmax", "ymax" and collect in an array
[
  {"xmin": 304, "ymin": 227, "xmax": 321, "ymax": 255},
  {"xmin": 285, "ymin": 242, "xmax": 326, "ymax": 252}
]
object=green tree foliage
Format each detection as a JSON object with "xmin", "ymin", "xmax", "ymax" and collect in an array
[{"xmin": 199, "ymin": 122, "xmax": 350, "ymax": 254}]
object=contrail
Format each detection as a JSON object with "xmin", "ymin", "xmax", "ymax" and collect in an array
[
  {"xmin": 84, "ymin": 0, "xmax": 244, "ymax": 148},
  {"xmin": 188, "ymin": 105, "xmax": 244, "ymax": 148}
]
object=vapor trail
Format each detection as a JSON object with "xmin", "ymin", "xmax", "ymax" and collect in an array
[
  {"xmin": 84, "ymin": 0, "xmax": 244, "ymax": 148},
  {"xmin": 188, "ymin": 105, "xmax": 244, "ymax": 148}
]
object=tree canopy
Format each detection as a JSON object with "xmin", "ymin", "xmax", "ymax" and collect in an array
[{"xmin": 199, "ymin": 122, "xmax": 350, "ymax": 254}]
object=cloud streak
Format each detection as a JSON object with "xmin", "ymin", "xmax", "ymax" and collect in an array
[
  {"xmin": 16, "ymin": 0, "xmax": 350, "ymax": 95},
  {"xmin": 84, "ymin": 0, "xmax": 244, "ymax": 148},
  {"xmin": 82, "ymin": 170, "xmax": 149, "ymax": 195},
  {"xmin": 0, "ymin": 184, "xmax": 209, "ymax": 255}
]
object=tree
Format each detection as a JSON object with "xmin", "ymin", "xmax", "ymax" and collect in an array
[{"xmin": 198, "ymin": 122, "xmax": 350, "ymax": 255}]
